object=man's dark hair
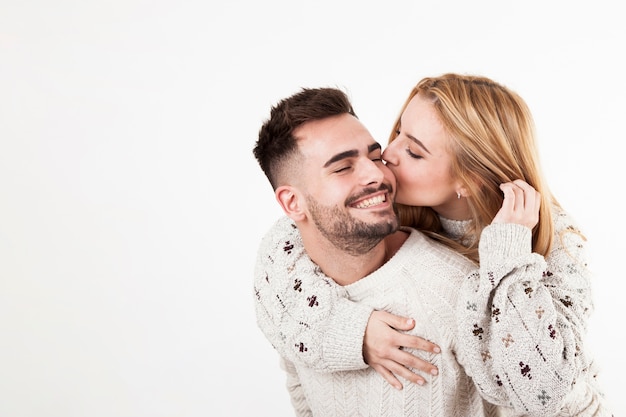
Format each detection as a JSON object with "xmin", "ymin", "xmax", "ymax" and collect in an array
[{"xmin": 253, "ymin": 87, "xmax": 356, "ymax": 190}]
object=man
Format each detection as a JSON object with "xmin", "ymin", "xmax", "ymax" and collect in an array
[{"xmin": 252, "ymin": 87, "xmax": 498, "ymax": 416}]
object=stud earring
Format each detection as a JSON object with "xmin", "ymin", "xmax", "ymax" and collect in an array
[{"xmin": 457, "ymin": 192, "xmax": 461, "ymax": 199}]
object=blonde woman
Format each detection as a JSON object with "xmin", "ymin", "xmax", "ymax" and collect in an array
[
  {"xmin": 253, "ymin": 74, "xmax": 611, "ymax": 416},
  {"xmin": 381, "ymin": 73, "xmax": 610, "ymax": 415}
]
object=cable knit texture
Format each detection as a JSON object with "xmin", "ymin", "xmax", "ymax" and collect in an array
[
  {"xmin": 256, "ymin": 220, "xmax": 499, "ymax": 416},
  {"xmin": 253, "ymin": 208, "xmax": 612, "ymax": 416}
]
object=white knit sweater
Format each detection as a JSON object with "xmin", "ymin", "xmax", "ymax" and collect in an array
[
  {"xmin": 256, "ymin": 223, "xmax": 498, "ymax": 416},
  {"xmin": 253, "ymin": 209, "xmax": 612, "ymax": 416}
]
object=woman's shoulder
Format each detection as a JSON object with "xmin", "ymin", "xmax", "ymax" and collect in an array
[
  {"xmin": 551, "ymin": 204, "xmax": 586, "ymax": 235},
  {"xmin": 548, "ymin": 204, "xmax": 590, "ymax": 263}
]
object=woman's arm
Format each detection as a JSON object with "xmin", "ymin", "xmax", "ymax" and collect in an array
[
  {"xmin": 457, "ymin": 211, "xmax": 594, "ymax": 415},
  {"xmin": 254, "ymin": 216, "xmax": 441, "ymax": 387},
  {"xmin": 254, "ymin": 216, "xmax": 370, "ymax": 372}
]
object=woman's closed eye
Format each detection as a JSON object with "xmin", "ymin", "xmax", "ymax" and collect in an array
[{"xmin": 405, "ymin": 147, "xmax": 424, "ymax": 159}]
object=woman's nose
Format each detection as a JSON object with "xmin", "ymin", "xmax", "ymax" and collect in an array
[{"xmin": 382, "ymin": 143, "xmax": 396, "ymax": 165}]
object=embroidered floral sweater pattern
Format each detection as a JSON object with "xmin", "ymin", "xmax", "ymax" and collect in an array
[{"xmin": 253, "ymin": 208, "xmax": 611, "ymax": 416}]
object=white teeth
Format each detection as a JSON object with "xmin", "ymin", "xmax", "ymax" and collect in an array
[{"xmin": 354, "ymin": 195, "xmax": 385, "ymax": 208}]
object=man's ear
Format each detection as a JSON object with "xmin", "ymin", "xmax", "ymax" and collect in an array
[{"xmin": 275, "ymin": 186, "xmax": 306, "ymax": 222}]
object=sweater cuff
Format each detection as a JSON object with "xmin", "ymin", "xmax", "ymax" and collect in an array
[
  {"xmin": 322, "ymin": 299, "xmax": 373, "ymax": 371},
  {"xmin": 479, "ymin": 223, "xmax": 532, "ymax": 268}
]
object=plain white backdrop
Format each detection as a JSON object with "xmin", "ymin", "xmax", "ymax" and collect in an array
[{"xmin": 1, "ymin": 1, "xmax": 624, "ymax": 416}]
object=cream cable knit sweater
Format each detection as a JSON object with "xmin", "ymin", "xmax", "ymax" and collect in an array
[
  {"xmin": 253, "ymin": 209, "xmax": 612, "ymax": 416},
  {"xmin": 256, "ymin": 224, "xmax": 499, "ymax": 416}
]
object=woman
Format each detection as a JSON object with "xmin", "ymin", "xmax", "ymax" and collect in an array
[
  {"xmin": 381, "ymin": 73, "xmax": 609, "ymax": 415},
  {"xmin": 253, "ymin": 74, "xmax": 611, "ymax": 416}
]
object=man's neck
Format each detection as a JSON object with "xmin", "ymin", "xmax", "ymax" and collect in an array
[{"xmin": 300, "ymin": 229, "xmax": 409, "ymax": 286}]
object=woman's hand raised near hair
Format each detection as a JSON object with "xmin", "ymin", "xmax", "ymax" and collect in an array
[
  {"xmin": 492, "ymin": 179, "xmax": 541, "ymax": 229},
  {"xmin": 363, "ymin": 310, "xmax": 440, "ymax": 390}
]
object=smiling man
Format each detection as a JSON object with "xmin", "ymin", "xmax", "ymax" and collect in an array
[
  {"xmin": 252, "ymin": 87, "xmax": 498, "ymax": 416},
  {"xmin": 269, "ymin": 104, "xmax": 399, "ymax": 286}
]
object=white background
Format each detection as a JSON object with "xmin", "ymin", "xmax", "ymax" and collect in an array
[{"xmin": 1, "ymin": 1, "xmax": 624, "ymax": 416}]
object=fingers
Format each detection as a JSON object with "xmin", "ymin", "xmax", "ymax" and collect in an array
[
  {"xmin": 372, "ymin": 356, "xmax": 432, "ymax": 389},
  {"xmin": 493, "ymin": 180, "xmax": 541, "ymax": 228},
  {"xmin": 511, "ymin": 179, "xmax": 540, "ymax": 210},
  {"xmin": 387, "ymin": 346, "xmax": 439, "ymax": 377},
  {"xmin": 500, "ymin": 181, "xmax": 525, "ymax": 211},
  {"xmin": 374, "ymin": 310, "xmax": 416, "ymax": 331},
  {"xmin": 397, "ymin": 332, "xmax": 440, "ymax": 354},
  {"xmin": 369, "ymin": 311, "xmax": 440, "ymax": 354},
  {"xmin": 502, "ymin": 180, "xmax": 540, "ymax": 209},
  {"xmin": 513, "ymin": 179, "xmax": 541, "ymax": 216},
  {"xmin": 376, "ymin": 359, "xmax": 428, "ymax": 387},
  {"xmin": 363, "ymin": 311, "xmax": 440, "ymax": 389},
  {"xmin": 371, "ymin": 363, "xmax": 405, "ymax": 390}
]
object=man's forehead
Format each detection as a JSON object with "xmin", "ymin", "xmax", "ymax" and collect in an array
[
  {"xmin": 295, "ymin": 114, "xmax": 377, "ymax": 155},
  {"xmin": 298, "ymin": 133, "xmax": 379, "ymax": 160}
]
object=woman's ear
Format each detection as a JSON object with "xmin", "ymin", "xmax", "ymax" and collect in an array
[
  {"xmin": 275, "ymin": 186, "xmax": 306, "ymax": 222},
  {"xmin": 454, "ymin": 180, "xmax": 471, "ymax": 199}
]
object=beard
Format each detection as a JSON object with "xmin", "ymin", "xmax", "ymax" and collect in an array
[{"xmin": 305, "ymin": 195, "xmax": 399, "ymax": 256}]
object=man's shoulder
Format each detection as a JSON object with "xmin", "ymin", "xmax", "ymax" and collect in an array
[
  {"xmin": 258, "ymin": 216, "xmax": 300, "ymax": 248},
  {"xmin": 398, "ymin": 226, "xmax": 439, "ymax": 247},
  {"xmin": 398, "ymin": 226, "xmax": 475, "ymax": 272}
]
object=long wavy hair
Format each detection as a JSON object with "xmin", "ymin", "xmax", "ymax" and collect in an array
[{"xmin": 389, "ymin": 73, "xmax": 559, "ymax": 263}]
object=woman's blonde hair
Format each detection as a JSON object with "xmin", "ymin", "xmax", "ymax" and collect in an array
[{"xmin": 389, "ymin": 73, "xmax": 559, "ymax": 263}]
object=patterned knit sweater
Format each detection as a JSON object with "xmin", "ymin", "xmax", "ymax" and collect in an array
[
  {"xmin": 253, "ymin": 209, "xmax": 612, "ymax": 416},
  {"xmin": 256, "ymin": 224, "xmax": 499, "ymax": 416}
]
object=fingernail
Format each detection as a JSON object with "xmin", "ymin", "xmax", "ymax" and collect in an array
[
  {"xmin": 433, "ymin": 347, "xmax": 441, "ymax": 353},
  {"xmin": 431, "ymin": 369, "xmax": 438, "ymax": 376}
]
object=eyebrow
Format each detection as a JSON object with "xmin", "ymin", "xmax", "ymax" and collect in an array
[
  {"xmin": 406, "ymin": 134, "xmax": 431, "ymax": 154},
  {"xmin": 323, "ymin": 142, "xmax": 382, "ymax": 168}
]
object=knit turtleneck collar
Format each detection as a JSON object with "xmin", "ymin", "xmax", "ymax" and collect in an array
[{"xmin": 439, "ymin": 216, "xmax": 473, "ymax": 243}]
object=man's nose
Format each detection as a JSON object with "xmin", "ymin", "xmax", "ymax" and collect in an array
[{"xmin": 359, "ymin": 158, "xmax": 385, "ymax": 185}]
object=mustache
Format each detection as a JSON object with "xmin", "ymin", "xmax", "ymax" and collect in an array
[{"xmin": 346, "ymin": 183, "xmax": 393, "ymax": 205}]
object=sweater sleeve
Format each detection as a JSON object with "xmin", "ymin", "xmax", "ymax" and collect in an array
[
  {"xmin": 456, "ymin": 210, "xmax": 595, "ymax": 416},
  {"xmin": 253, "ymin": 216, "xmax": 373, "ymax": 372}
]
